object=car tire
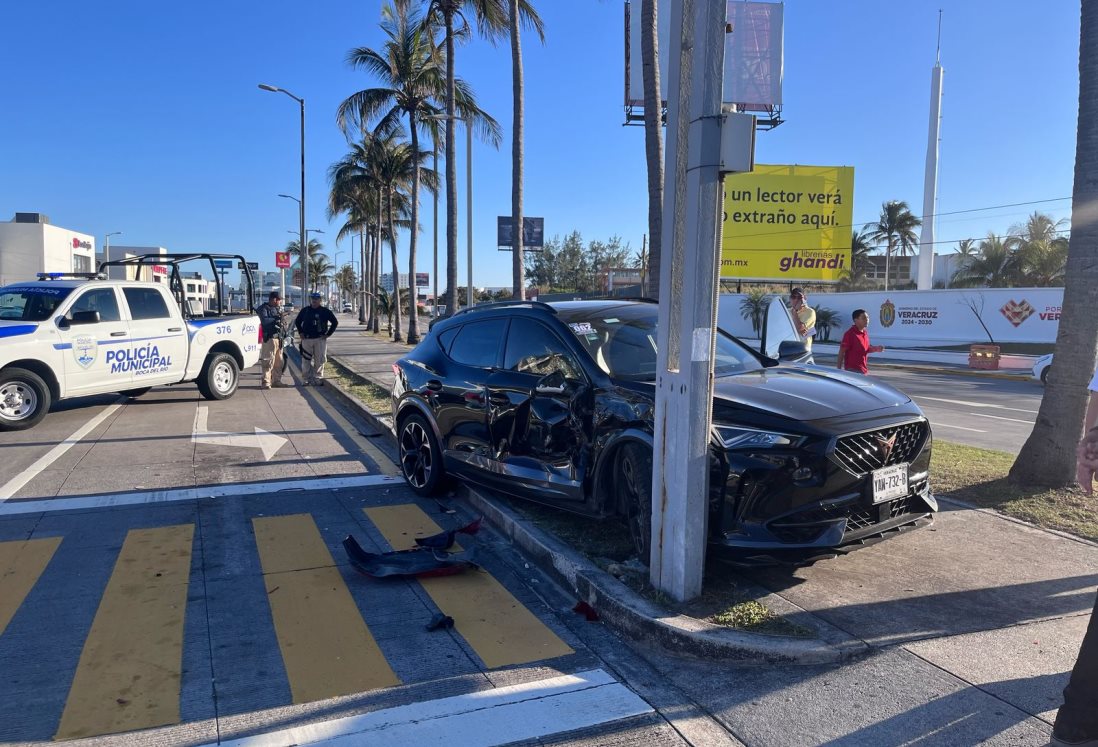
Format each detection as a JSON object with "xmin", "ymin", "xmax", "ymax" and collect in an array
[
  {"xmin": 0, "ymin": 367, "xmax": 51, "ymax": 431},
  {"xmin": 1041, "ymin": 366, "xmax": 1051, "ymax": 386},
  {"xmin": 118, "ymin": 387, "xmax": 152, "ymax": 397},
  {"xmin": 617, "ymin": 443, "xmax": 653, "ymax": 566},
  {"xmin": 398, "ymin": 412, "xmax": 445, "ymax": 495},
  {"xmin": 197, "ymin": 353, "xmax": 239, "ymax": 401}
]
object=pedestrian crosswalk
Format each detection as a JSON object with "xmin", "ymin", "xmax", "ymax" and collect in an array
[{"xmin": 0, "ymin": 499, "xmax": 575, "ymax": 743}]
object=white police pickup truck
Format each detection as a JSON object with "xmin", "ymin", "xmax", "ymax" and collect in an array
[{"xmin": 0, "ymin": 254, "xmax": 262, "ymax": 430}]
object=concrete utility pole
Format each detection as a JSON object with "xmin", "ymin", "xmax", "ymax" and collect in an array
[
  {"xmin": 917, "ymin": 11, "xmax": 944, "ymax": 290},
  {"xmin": 650, "ymin": 0, "xmax": 730, "ymax": 601}
]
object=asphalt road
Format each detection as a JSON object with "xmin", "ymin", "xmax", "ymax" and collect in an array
[
  {"xmin": 864, "ymin": 367, "xmax": 1040, "ymax": 454},
  {"xmin": 0, "ymin": 364, "xmax": 708, "ymax": 746}
]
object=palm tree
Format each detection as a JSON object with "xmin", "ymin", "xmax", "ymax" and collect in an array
[
  {"xmin": 813, "ymin": 306, "xmax": 840, "ymax": 342},
  {"xmin": 641, "ymin": 0, "xmax": 662, "ymax": 298},
  {"xmin": 738, "ymin": 288, "xmax": 770, "ymax": 336},
  {"xmin": 866, "ymin": 200, "xmax": 921, "ymax": 291},
  {"xmin": 1009, "ymin": 211, "xmax": 1070, "ymax": 286},
  {"xmin": 422, "ymin": 0, "xmax": 511, "ymax": 317},
  {"xmin": 285, "ymin": 237, "xmax": 323, "ymax": 264},
  {"xmin": 1011, "ymin": 1, "xmax": 1098, "ymax": 487},
  {"xmin": 950, "ymin": 233, "xmax": 1019, "ymax": 287},
  {"xmin": 334, "ymin": 264, "xmax": 357, "ymax": 305},
  {"xmin": 339, "ymin": 0, "xmax": 445, "ymax": 344},
  {"xmin": 308, "ymin": 255, "xmax": 334, "ymax": 293},
  {"xmin": 508, "ymin": 0, "xmax": 545, "ymax": 300},
  {"xmin": 837, "ymin": 228, "xmax": 874, "ymax": 291}
]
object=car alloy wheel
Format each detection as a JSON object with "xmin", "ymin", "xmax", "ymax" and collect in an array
[
  {"xmin": 618, "ymin": 443, "xmax": 653, "ymax": 565},
  {"xmin": 0, "ymin": 380, "xmax": 35, "ymax": 422},
  {"xmin": 399, "ymin": 415, "xmax": 441, "ymax": 496}
]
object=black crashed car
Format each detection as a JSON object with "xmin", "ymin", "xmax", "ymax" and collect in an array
[{"xmin": 391, "ymin": 299, "xmax": 935, "ymax": 564}]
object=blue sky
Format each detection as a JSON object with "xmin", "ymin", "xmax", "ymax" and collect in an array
[{"xmin": 0, "ymin": 1, "xmax": 1081, "ymax": 289}]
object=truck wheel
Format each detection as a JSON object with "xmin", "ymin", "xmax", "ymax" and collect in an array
[
  {"xmin": 0, "ymin": 368, "xmax": 51, "ymax": 431},
  {"xmin": 197, "ymin": 353, "xmax": 239, "ymax": 401},
  {"xmin": 118, "ymin": 387, "xmax": 152, "ymax": 397}
]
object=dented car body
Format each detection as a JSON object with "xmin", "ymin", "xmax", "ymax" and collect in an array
[{"xmin": 391, "ymin": 299, "xmax": 935, "ymax": 564}]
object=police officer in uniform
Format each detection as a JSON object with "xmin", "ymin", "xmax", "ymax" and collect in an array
[
  {"xmin": 294, "ymin": 292, "xmax": 339, "ymax": 385},
  {"xmin": 257, "ymin": 291, "xmax": 291, "ymax": 389}
]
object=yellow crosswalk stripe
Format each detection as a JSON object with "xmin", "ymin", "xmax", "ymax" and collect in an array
[
  {"xmin": 365, "ymin": 505, "xmax": 573, "ymax": 669},
  {"xmin": 55, "ymin": 525, "xmax": 194, "ymax": 741},
  {"xmin": 253, "ymin": 514, "xmax": 399, "ymax": 704},
  {"xmin": 0, "ymin": 537, "xmax": 61, "ymax": 638}
]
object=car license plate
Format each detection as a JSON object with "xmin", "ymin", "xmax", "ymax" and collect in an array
[{"xmin": 871, "ymin": 463, "xmax": 909, "ymax": 503}]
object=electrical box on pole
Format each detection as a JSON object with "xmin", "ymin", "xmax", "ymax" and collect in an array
[{"xmin": 720, "ymin": 111, "xmax": 757, "ymax": 174}]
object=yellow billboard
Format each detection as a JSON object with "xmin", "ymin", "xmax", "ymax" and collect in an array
[{"xmin": 721, "ymin": 164, "xmax": 855, "ymax": 282}]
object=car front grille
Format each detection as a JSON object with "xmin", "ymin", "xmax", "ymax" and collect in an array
[{"xmin": 833, "ymin": 420, "xmax": 929, "ymax": 475}]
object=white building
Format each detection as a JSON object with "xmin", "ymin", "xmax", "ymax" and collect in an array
[
  {"xmin": 380, "ymin": 272, "xmax": 410, "ymax": 293},
  {"xmin": 0, "ymin": 213, "xmax": 96, "ymax": 286},
  {"xmin": 97, "ymin": 245, "xmax": 170, "ymax": 283}
]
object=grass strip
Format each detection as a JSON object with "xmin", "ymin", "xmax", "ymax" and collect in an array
[
  {"xmin": 325, "ymin": 359, "xmax": 392, "ymax": 414},
  {"xmin": 932, "ymin": 440, "xmax": 1097, "ymax": 542}
]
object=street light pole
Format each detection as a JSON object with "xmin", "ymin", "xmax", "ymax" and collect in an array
[
  {"xmin": 260, "ymin": 83, "xmax": 306, "ymax": 307},
  {"xmin": 103, "ymin": 231, "xmax": 122, "ymax": 273}
]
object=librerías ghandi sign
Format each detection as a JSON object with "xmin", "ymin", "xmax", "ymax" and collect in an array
[{"xmin": 721, "ymin": 164, "xmax": 855, "ymax": 283}]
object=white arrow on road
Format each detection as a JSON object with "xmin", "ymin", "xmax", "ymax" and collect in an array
[{"xmin": 192, "ymin": 406, "xmax": 287, "ymax": 461}]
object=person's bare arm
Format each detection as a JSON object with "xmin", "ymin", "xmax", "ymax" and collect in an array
[
  {"xmin": 869, "ymin": 344, "xmax": 885, "ymax": 353},
  {"xmin": 836, "ymin": 344, "xmax": 846, "ymax": 370}
]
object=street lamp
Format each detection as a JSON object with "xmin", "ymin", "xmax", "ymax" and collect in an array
[
  {"xmin": 424, "ymin": 114, "xmax": 473, "ymax": 310},
  {"xmin": 333, "ymin": 249, "xmax": 344, "ymax": 305},
  {"xmin": 103, "ymin": 231, "xmax": 122, "ymax": 256},
  {"xmin": 260, "ymin": 83, "xmax": 306, "ymax": 307}
]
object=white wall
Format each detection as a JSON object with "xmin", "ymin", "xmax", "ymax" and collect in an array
[
  {"xmin": 717, "ymin": 288, "xmax": 1064, "ymax": 346},
  {"xmin": 0, "ymin": 222, "xmax": 95, "ymax": 286}
]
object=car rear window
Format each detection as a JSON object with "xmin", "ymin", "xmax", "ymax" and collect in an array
[{"xmin": 448, "ymin": 319, "xmax": 506, "ymax": 368}]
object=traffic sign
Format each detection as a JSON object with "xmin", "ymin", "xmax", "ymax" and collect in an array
[
  {"xmin": 213, "ymin": 259, "xmax": 233, "ymax": 269},
  {"xmin": 238, "ymin": 261, "xmax": 259, "ymax": 271},
  {"xmin": 275, "ymin": 252, "xmax": 291, "ymax": 269}
]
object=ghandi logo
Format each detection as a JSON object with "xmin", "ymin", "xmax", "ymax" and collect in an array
[{"xmin": 999, "ymin": 299, "xmax": 1035, "ymax": 327}]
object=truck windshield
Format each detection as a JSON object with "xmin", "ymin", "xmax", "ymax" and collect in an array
[{"xmin": 0, "ymin": 285, "xmax": 74, "ymax": 321}]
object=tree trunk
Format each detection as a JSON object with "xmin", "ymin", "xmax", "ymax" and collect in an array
[
  {"xmin": 408, "ymin": 113, "xmax": 421, "ymax": 343},
  {"xmin": 510, "ymin": 0, "xmax": 526, "ymax": 300},
  {"xmin": 1010, "ymin": 0, "xmax": 1098, "ymax": 486},
  {"xmin": 359, "ymin": 226, "xmax": 367, "ymax": 324},
  {"xmin": 388, "ymin": 189, "xmax": 402, "ymax": 341},
  {"xmin": 372, "ymin": 220, "xmax": 381, "ymax": 333},
  {"xmin": 884, "ymin": 236, "xmax": 893, "ymax": 291},
  {"xmin": 641, "ymin": 0, "xmax": 663, "ymax": 298},
  {"xmin": 444, "ymin": 12, "xmax": 459, "ymax": 315}
]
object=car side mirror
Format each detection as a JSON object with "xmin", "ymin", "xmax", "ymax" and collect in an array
[
  {"xmin": 535, "ymin": 369, "xmax": 567, "ymax": 395},
  {"xmin": 69, "ymin": 310, "xmax": 101, "ymax": 326},
  {"xmin": 777, "ymin": 339, "xmax": 809, "ymax": 362}
]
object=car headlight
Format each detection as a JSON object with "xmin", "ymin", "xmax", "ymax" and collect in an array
[{"xmin": 712, "ymin": 425, "xmax": 804, "ymax": 450}]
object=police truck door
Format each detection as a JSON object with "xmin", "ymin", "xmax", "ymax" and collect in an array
[
  {"xmin": 57, "ymin": 287, "xmax": 132, "ymax": 394},
  {"xmin": 120, "ymin": 286, "xmax": 188, "ymax": 386}
]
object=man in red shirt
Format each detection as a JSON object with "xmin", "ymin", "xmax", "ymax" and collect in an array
[{"xmin": 836, "ymin": 308, "xmax": 884, "ymax": 374}]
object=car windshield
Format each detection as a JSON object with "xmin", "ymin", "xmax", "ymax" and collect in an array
[
  {"xmin": 556, "ymin": 303, "xmax": 766, "ymax": 381},
  {"xmin": 0, "ymin": 285, "xmax": 74, "ymax": 321}
]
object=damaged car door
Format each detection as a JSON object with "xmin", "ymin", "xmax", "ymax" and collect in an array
[{"xmin": 484, "ymin": 317, "xmax": 590, "ymax": 503}]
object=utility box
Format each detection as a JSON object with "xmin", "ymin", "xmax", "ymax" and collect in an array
[
  {"xmin": 719, "ymin": 111, "xmax": 757, "ymax": 174},
  {"xmin": 968, "ymin": 344, "xmax": 1001, "ymax": 370}
]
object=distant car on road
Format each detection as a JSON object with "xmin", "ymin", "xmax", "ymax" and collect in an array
[
  {"xmin": 342, "ymin": 303, "xmax": 353, "ymax": 313},
  {"xmin": 1032, "ymin": 353, "xmax": 1053, "ymax": 385}
]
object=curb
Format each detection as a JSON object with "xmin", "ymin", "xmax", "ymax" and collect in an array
[
  {"xmin": 870, "ymin": 362, "xmax": 1034, "ymax": 381},
  {"xmin": 316, "ymin": 357, "xmax": 867, "ymax": 664},
  {"xmin": 461, "ymin": 486, "xmax": 868, "ymax": 665}
]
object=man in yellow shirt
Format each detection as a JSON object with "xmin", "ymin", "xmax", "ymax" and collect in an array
[{"xmin": 790, "ymin": 288, "xmax": 816, "ymax": 350}]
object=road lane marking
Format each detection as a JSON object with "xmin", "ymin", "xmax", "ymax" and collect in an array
[
  {"xmin": 55, "ymin": 525, "xmax": 194, "ymax": 741},
  {"xmin": 916, "ymin": 395, "xmax": 1038, "ymax": 414},
  {"xmin": 209, "ymin": 668, "xmax": 652, "ymax": 747},
  {"xmin": 0, "ymin": 537, "xmax": 62, "ymax": 637},
  {"xmin": 253, "ymin": 514, "xmax": 399, "ymax": 703},
  {"xmin": 931, "ymin": 423, "xmax": 988, "ymax": 433},
  {"xmin": 0, "ymin": 402, "xmax": 123, "ymax": 501},
  {"xmin": 0, "ymin": 474, "xmax": 402, "ymax": 516},
  {"xmin": 963, "ymin": 411, "xmax": 1035, "ymax": 424},
  {"xmin": 192, "ymin": 405, "xmax": 287, "ymax": 461},
  {"xmin": 366, "ymin": 504, "xmax": 573, "ymax": 668}
]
